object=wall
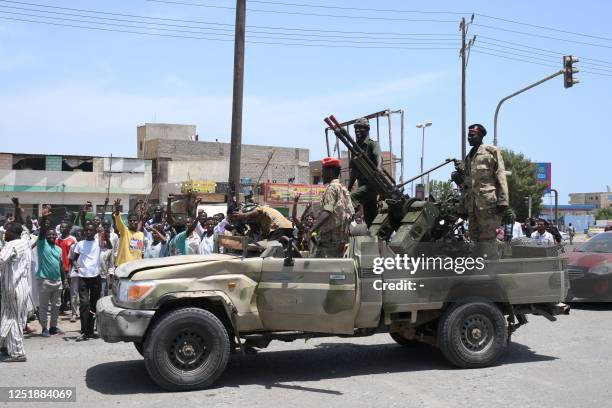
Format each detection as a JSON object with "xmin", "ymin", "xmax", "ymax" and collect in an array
[
  {"xmin": 166, "ymin": 160, "xmax": 229, "ymax": 183},
  {"xmin": 137, "ymin": 123, "xmax": 197, "ymax": 159},
  {"xmin": 144, "ymin": 138, "xmax": 310, "ymax": 202},
  {"xmin": 0, "ymin": 164, "xmax": 151, "ymax": 195}
]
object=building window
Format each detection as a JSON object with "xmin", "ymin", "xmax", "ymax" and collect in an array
[
  {"xmin": 140, "ymin": 141, "xmax": 143, "ymax": 151},
  {"xmin": 12, "ymin": 156, "xmax": 45, "ymax": 170},
  {"xmin": 62, "ymin": 157, "xmax": 93, "ymax": 172}
]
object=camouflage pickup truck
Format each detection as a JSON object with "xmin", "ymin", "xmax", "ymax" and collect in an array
[{"xmin": 96, "ymin": 236, "xmax": 569, "ymax": 391}]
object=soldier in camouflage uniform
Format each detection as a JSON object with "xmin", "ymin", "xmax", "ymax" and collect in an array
[
  {"xmin": 348, "ymin": 117, "xmax": 381, "ymax": 228},
  {"xmin": 459, "ymin": 124, "xmax": 509, "ymax": 257},
  {"xmin": 311, "ymin": 157, "xmax": 355, "ymax": 258}
]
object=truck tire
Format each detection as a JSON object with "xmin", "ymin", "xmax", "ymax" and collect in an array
[
  {"xmin": 134, "ymin": 342, "xmax": 144, "ymax": 357},
  {"xmin": 437, "ymin": 301, "xmax": 507, "ymax": 368},
  {"xmin": 389, "ymin": 332, "xmax": 423, "ymax": 347},
  {"xmin": 144, "ymin": 307, "xmax": 230, "ymax": 391}
]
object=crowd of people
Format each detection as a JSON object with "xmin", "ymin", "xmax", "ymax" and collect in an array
[
  {"xmin": 0, "ymin": 194, "xmax": 255, "ymax": 362},
  {"xmin": 497, "ymin": 218, "xmax": 567, "ymax": 246}
]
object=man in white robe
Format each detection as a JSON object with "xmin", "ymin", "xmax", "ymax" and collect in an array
[{"xmin": 0, "ymin": 222, "xmax": 32, "ymax": 362}]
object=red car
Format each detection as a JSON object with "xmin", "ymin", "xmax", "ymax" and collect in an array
[{"xmin": 566, "ymin": 232, "xmax": 612, "ymax": 301}]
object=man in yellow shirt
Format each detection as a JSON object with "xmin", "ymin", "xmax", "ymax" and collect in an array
[{"xmin": 113, "ymin": 198, "xmax": 145, "ymax": 267}]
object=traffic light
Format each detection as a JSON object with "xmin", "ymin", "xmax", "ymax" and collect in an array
[{"xmin": 563, "ymin": 55, "xmax": 579, "ymax": 88}]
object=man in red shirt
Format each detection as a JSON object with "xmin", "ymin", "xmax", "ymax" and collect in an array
[{"xmin": 55, "ymin": 221, "xmax": 76, "ymax": 319}]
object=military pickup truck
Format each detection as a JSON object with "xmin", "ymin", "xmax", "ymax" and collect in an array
[
  {"xmin": 97, "ymin": 235, "xmax": 569, "ymax": 391},
  {"xmin": 96, "ymin": 115, "xmax": 569, "ymax": 391}
]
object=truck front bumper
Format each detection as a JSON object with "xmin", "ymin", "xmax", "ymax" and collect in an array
[{"xmin": 96, "ymin": 296, "xmax": 155, "ymax": 343}]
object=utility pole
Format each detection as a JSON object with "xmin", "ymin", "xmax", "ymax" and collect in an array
[
  {"xmin": 460, "ymin": 17, "xmax": 467, "ymax": 161},
  {"xmin": 459, "ymin": 15, "xmax": 475, "ymax": 160},
  {"xmin": 228, "ymin": 0, "xmax": 246, "ymax": 212}
]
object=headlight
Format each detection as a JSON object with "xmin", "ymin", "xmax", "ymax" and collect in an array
[
  {"xmin": 589, "ymin": 264, "xmax": 611, "ymax": 276},
  {"xmin": 116, "ymin": 280, "xmax": 157, "ymax": 303}
]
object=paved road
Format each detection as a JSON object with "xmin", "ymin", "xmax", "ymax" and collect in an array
[{"xmin": 2, "ymin": 304, "xmax": 612, "ymax": 408}]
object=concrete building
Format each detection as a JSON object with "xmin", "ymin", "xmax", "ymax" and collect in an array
[
  {"xmin": 137, "ymin": 123, "xmax": 310, "ymax": 202},
  {"xmin": 569, "ymin": 191, "xmax": 612, "ymax": 210},
  {"xmin": 0, "ymin": 152, "xmax": 152, "ymax": 220},
  {"xmin": 542, "ymin": 204, "xmax": 597, "ymax": 217}
]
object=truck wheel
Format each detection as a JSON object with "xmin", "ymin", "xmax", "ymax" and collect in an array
[
  {"xmin": 134, "ymin": 342, "xmax": 144, "ymax": 357},
  {"xmin": 390, "ymin": 332, "xmax": 423, "ymax": 347},
  {"xmin": 144, "ymin": 307, "xmax": 230, "ymax": 391},
  {"xmin": 438, "ymin": 301, "xmax": 507, "ymax": 368}
]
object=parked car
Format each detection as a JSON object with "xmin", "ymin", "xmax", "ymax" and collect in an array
[{"xmin": 566, "ymin": 232, "xmax": 612, "ymax": 301}]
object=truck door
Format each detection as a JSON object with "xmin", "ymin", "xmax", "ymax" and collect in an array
[{"xmin": 257, "ymin": 258, "xmax": 357, "ymax": 334}]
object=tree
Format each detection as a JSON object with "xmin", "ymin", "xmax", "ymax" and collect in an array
[
  {"xmin": 501, "ymin": 149, "xmax": 548, "ymax": 222},
  {"xmin": 428, "ymin": 180, "xmax": 454, "ymax": 201},
  {"xmin": 595, "ymin": 207, "xmax": 612, "ymax": 220}
]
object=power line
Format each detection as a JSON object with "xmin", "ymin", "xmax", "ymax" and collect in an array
[
  {"xmin": 476, "ymin": 40, "xmax": 612, "ymax": 71},
  {"xmin": 148, "ymin": 0, "xmax": 612, "ymax": 46},
  {"xmin": 0, "ymin": 5, "xmax": 460, "ymax": 41},
  {"xmin": 0, "ymin": 0, "xmax": 460, "ymax": 37},
  {"xmin": 472, "ymin": 49, "xmax": 612, "ymax": 77},
  {"xmin": 477, "ymin": 13, "xmax": 612, "ymax": 42},
  {"xmin": 168, "ymin": 0, "xmax": 468, "ymax": 15},
  {"xmin": 146, "ymin": 0, "xmax": 460, "ymax": 22},
  {"xmin": 473, "ymin": 23, "xmax": 612, "ymax": 50},
  {"xmin": 0, "ymin": 10, "xmax": 460, "ymax": 46},
  {"xmin": 474, "ymin": 45, "xmax": 612, "ymax": 73},
  {"xmin": 0, "ymin": 15, "xmax": 458, "ymax": 50},
  {"xmin": 478, "ymin": 35, "xmax": 612, "ymax": 67}
]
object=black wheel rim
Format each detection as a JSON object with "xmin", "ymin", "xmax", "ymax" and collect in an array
[
  {"xmin": 167, "ymin": 328, "xmax": 210, "ymax": 371},
  {"xmin": 460, "ymin": 313, "xmax": 494, "ymax": 352}
]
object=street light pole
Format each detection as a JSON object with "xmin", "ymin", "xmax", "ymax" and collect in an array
[{"xmin": 493, "ymin": 69, "xmax": 564, "ymax": 146}]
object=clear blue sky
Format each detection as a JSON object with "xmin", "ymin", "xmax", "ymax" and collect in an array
[{"xmin": 1, "ymin": 0, "xmax": 611, "ymax": 204}]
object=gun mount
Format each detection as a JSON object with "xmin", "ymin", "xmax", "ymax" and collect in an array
[{"xmin": 324, "ymin": 115, "xmax": 466, "ymax": 256}]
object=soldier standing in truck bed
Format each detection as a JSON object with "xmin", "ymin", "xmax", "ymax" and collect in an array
[
  {"xmin": 348, "ymin": 117, "xmax": 381, "ymax": 228},
  {"xmin": 461, "ymin": 124, "xmax": 509, "ymax": 257},
  {"xmin": 310, "ymin": 157, "xmax": 354, "ymax": 258}
]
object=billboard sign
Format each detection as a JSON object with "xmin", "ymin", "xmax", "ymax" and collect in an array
[
  {"xmin": 264, "ymin": 182, "xmax": 327, "ymax": 204},
  {"xmin": 535, "ymin": 162, "xmax": 551, "ymax": 192}
]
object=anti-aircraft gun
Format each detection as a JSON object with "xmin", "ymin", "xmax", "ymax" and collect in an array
[{"xmin": 324, "ymin": 115, "xmax": 466, "ymax": 256}]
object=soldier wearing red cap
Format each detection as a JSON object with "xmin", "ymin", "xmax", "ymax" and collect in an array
[
  {"xmin": 310, "ymin": 157, "xmax": 354, "ymax": 258},
  {"xmin": 459, "ymin": 124, "xmax": 509, "ymax": 257}
]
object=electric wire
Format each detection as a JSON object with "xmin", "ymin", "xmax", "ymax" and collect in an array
[
  {"xmin": 0, "ymin": 0, "xmax": 461, "ymax": 37},
  {"xmin": 0, "ymin": 5, "xmax": 460, "ymax": 41},
  {"xmin": 0, "ymin": 15, "xmax": 458, "ymax": 50},
  {"xmin": 145, "ymin": 0, "xmax": 460, "ymax": 22},
  {"xmin": 162, "ymin": 0, "xmax": 468, "ymax": 15},
  {"xmin": 0, "ymin": 11, "xmax": 460, "ymax": 45},
  {"xmin": 473, "ymin": 23, "xmax": 612, "ymax": 50},
  {"xmin": 478, "ymin": 35, "xmax": 612, "ymax": 67},
  {"xmin": 474, "ymin": 45, "xmax": 612, "ymax": 73},
  {"xmin": 472, "ymin": 50, "xmax": 612, "ymax": 77},
  {"xmin": 476, "ymin": 13, "xmax": 612, "ymax": 42},
  {"xmin": 476, "ymin": 41, "xmax": 612, "ymax": 72}
]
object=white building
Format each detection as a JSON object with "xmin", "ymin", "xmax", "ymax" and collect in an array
[{"xmin": 0, "ymin": 152, "xmax": 152, "ymax": 222}]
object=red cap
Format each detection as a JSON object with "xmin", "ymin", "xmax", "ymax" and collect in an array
[{"xmin": 322, "ymin": 157, "xmax": 341, "ymax": 168}]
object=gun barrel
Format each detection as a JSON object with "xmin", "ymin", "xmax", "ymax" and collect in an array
[
  {"xmin": 324, "ymin": 115, "xmax": 402, "ymax": 200},
  {"xmin": 397, "ymin": 158, "xmax": 456, "ymax": 188}
]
